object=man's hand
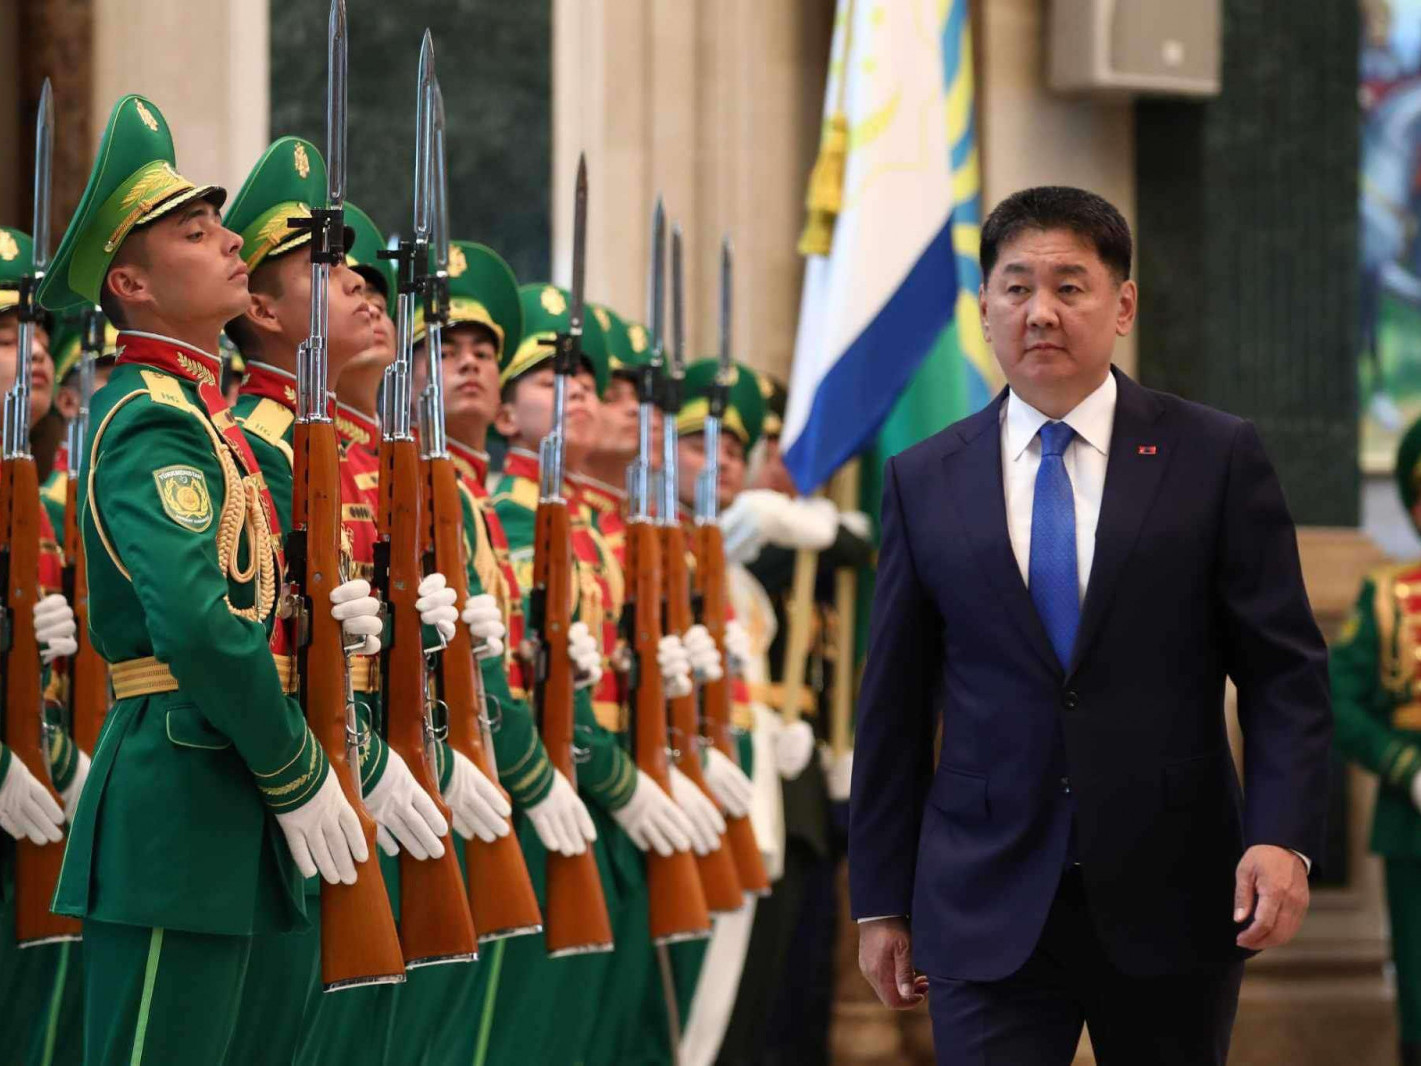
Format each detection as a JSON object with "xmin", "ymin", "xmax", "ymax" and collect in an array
[
  {"xmin": 1234, "ymin": 843, "xmax": 1309, "ymax": 950},
  {"xmin": 858, "ymin": 917, "xmax": 928, "ymax": 1009}
]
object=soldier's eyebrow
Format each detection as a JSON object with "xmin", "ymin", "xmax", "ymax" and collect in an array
[{"xmin": 178, "ymin": 203, "xmax": 214, "ymax": 226}]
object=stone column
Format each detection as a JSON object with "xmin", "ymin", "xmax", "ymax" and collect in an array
[
  {"xmin": 91, "ymin": 0, "xmax": 267, "ymax": 193},
  {"xmin": 552, "ymin": 0, "xmax": 832, "ymax": 381}
]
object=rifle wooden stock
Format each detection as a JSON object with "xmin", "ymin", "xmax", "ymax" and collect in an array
[
  {"xmin": 625, "ymin": 518, "xmax": 711, "ymax": 942},
  {"xmin": 425, "ymin": 454, "xmax": 541, "ymax": 942},
  {"xmin": 531, "ymin": 498, "xmax": 613, "ymax": 956},
  {"xmin": 291, "ymin": 421, "xmax": 404, "ymax": 990},
  {"xmin": 2, "ymin": 456, "xmax": 81, "ymax": 945},
  {"xmin": 376, "ymin": 437, "xmax": 477, "ymax": 966},
  {"xmin": 63, "ymin": 472, "xmax": 108, "ymax": 754},
  {"xmin": 661, "ymin": 523, "xmax": 742, "ymax": 912},
  {"xmin": 691, "ymin": 521, "xmax": 770, "ymax": 896}
]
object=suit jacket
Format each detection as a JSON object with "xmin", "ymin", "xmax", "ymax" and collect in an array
[{"xmin": 848, "ymin": 368, "xmax": 1331, "ymax": 981}]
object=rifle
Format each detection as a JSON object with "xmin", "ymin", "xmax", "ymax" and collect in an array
[
  {"xmin": 62, "ymin": 306, "xmax": 109, "ymax": 755},
  {"xmin": 1, "ymin": 79, "xmax": 81, "ymax": 947},
  {"xmin": 656, "ymin": 220, "xmax": 742, "ymax": 914},
  {"xmin": 690, "ymin": 239, "xmax": 770, "ymax": 897},
  {"xmin": 527, "ymin": 155, "xmax": 614, "ymax": 957},
  {"xmin": 625, "ymin": 207, "xmax": 712, "ymax": 942},
  {"xmin": 417, "ymin": 80, "xmax": 541, "ymax": 943},
  {"xmin": 287, "ymin": 0, "xmax": 404, "ymax": 990},
  {"xmin": 374, "ymin": 32, "xmax": 478, "ymax": 968}
]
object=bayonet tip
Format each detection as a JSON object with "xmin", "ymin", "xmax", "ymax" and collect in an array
[
  {"xmin": 419, "ymin": 29, "xmax": 435, "ymax": 75},
  {"xmin": 576, "ymin": 153, "xmax": 587, "ymax": 188}
]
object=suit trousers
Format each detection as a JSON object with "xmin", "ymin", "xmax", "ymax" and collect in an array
[{"xmin": 927, "ymin": 870, "xmax": 1244, "ymax": 1066}]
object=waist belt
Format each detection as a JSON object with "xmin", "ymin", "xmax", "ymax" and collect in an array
[
  {"xmin": 349, "ymin": 655, "xmax": 379, "ymax": 693},
  {"xmin": 112, "ymin": 653, "xmax": 299, "ymax": 699},
  {"xmin": 593, "ymin": 699, "xmax": 623, "ymax": 733},
  {"xmin": 1395, "ymin": 704, "xmax": 1421, "ymax": 731},
  {"xmin": 748, "ymin": 680, "xmax": 817, "ymax": 716}
]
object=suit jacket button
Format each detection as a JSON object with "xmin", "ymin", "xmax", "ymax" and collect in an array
[{"xmin": 1062, "ymin": 690, "xmax": 1079, "ymax": 710}]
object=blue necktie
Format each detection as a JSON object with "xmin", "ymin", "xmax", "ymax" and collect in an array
[{"xmin": 1030, "ymin": 421, "xmax": 1079, "ymax": 669}]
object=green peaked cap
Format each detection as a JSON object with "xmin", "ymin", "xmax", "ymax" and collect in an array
[
  {"xmin": 50, "ymin": 311, "xmax": 119, "ymax": 392},
  {"xmin": 224, "ymin": 136, "xmax": 349, "ymax": 272},
  {"xmin": 0, "ymin": 228, "xmax": 35, "ymax": 314},
  {"xmin": 344, "ymin": 203, "xmax": 395, "ymax": 299},
  {"xmin": 1398, "ymin": 416, "xmax": 1421, "ymax": 512},
  {"xmin": 677, "ymin": 358, "xmax": 766, "ymax": 450},
  {"xmin": 414, "ymin": 241, "xmax": 523, "ymax": 360},
  {"xmin": 591, "ymin": 304, "xmax": 652, "ymax": 375},
  {"xmin": 38, "ymin": 95, "xmax": 225, "ymax": 312},
  {"xmin": 505, "ymin": 283, "xmax": 608, "ymax": 397}
]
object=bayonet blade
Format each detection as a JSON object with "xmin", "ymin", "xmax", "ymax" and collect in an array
[
  {"xmin": 431, "ymin": 80, "xmax": 450, "ymax": 272},
  {"xmin": 326, "ymin": 0, "xmax": 348, "ymax": 208},
  {"xmin": 31, "ymin": 79, "xmax": 54, "ymax": 271},
  {"xmin": 718, "ymin": 237, "xmax": 732, "ymax": 378},
  {"xmin": 670, "ymin": 223, "xmax": 685, "ymax": 376},
  {"xmin": 568, "ymin": 154, "xmax": 587, "ymax": 339},
  {"xmin": 647, "ymin": 197, "xmax": 665, "ymax": 364},
  {"xmin": 413, "ymin": 30, "xmax": 436, "ymax": 240}
]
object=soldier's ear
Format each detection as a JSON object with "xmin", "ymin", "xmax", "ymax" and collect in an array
[
  {"xmin": 245, "ymin": 288, "xmax": 284, "ymax": 337},
  {"xmin": 493, "ymin": 400, "xmax": 519, "ymax": 439}
]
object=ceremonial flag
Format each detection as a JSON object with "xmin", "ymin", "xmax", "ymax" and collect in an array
[{"xmin": 782, "ymin": 0, "xmax": 998, "ymax": 495}]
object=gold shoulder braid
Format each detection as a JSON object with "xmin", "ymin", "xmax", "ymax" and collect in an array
[{"xmin": 87, "ymin": 386, "xmax": 278, "ymax": 623}]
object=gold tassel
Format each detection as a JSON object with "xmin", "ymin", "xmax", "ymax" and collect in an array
[{"xmin": 797, "ymin": 111, "xmax": 849, "ymax": 257}]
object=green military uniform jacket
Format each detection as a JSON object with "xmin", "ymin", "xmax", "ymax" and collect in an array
[
  {"xmin": 1333, "ymin": 563, "xmax": 1421, "ymax": 857},
  {"xmin": 490, "ymin": 468, "xmax": 636, "ymax": 814},
  {"xmin": 55, "ymin": 337, "xmax": 326, "ymax": 937}
]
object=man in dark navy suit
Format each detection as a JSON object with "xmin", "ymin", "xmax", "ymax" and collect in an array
[{"xmin": 849, "ymin": 187, "xmax": 1331, "ymax": 1065}]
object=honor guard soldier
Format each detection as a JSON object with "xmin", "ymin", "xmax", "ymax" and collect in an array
[
  {"xmin": 41, "ymin": 313, "xmax": 117, "ymax": 538},
  {"xmin": 0, "ymin": 225, "xmax": 84, "ymax": 1066},
  {"xmin": 1334, "ymin": 418, "xmax": 1421, "ymax": 1066},
  {"xmin": 35, "ymin": 95, "xmax": 386, "ymax": 1066},
  {"xmin": 217, "ymin": 138, "xmax": 487, "ymax": 1063}
]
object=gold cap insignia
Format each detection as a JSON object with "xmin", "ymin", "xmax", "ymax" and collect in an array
[
  {"xmin": 593, "ymin": 306, "xmax": 610, "ymax": 332},
  {"xmin": 135, "ymin": 100, "xmax": 159, "ymax": 132},
  {"xmin": 541, "ymin": 286, "xmax": 567, "ymax": 316},
  {"xmin": 449, "ymin": 245, "xmax": 468, "ymax": 277},
  {"xmin": 628, "ymin": 324, "xmax": 647, "ymax": 353},
  {"xmin": 758, "ymin": 371, "xmax": 774, "ymax": 398},
  {"xmin": 0, "ymin": 232, "xmax": 17, "ymax": 262},
  {"xmin": 294, "ymin": 143, "xmax": 310, "ymax": 180},
  {"xmin": 153, "ymin": 465, "xmax": 213, "ymax": 532}
]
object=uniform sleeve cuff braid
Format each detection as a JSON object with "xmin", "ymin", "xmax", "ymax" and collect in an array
[{"xmin": 253, "ymin": 726, "xmax": 330, "ymax": 812}]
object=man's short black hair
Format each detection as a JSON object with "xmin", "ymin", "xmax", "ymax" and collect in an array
[{"xmin": 980, "ymin": 186, "xmax": 1132, "ymax": 283}]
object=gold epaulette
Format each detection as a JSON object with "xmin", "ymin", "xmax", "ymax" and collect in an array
[
  {"xmin": 501, "ymin": 476, "xmax": 539, "ymax": 513},
  {"xmin": 237, "ymin": 399, "xmax": 296, "ymax": 466},
  {"xmin": 139, "ymin": 369, "xmax": 196, "ymax": 411},
  {"xmin": 41, "ymin": 470, "xmax": 69, "ymax": 506}
]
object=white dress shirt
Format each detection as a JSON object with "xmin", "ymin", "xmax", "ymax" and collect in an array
[{"xmin": 1001, "ymin": 372, "xmax": 1117, "ymax": 602}]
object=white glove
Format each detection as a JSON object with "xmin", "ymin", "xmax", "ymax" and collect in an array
[
  {"xmin": 461, "ymin": 593, "xmax": 506, "ymax": 660},
  {"xmin": 703, "ymin": 747, "xmax": 753, "ymax": 818},
  {"xmin": 657, "ymin": 634, "xmax": 693, "ymax": 700},
  {"xmin": 416, "ymin": 572, "xmax": 459, "ymax": 644},
  {"xmin": 274, "ymin": 769, "xmax": 369, "ymax": 884},
  {"xmin": 527, "ymin": 769, "xmax": 598, "ymax": 856},
  {"xmin": 60, "ymin": 750, "xmax": 91, "ymax": 823},
  {"xmin": 362, "ymin": 749, "xmax": 448, "ymax": 860},
  {"xmin": 823, "ymin": 746, "xmax": 853, "ymax": 803},
  {"xmin": 773, "ymin": 497, "xmax": 840, "ymax": 550},
  {"xmin": 774, "ymin": 719, "xmax": 815, "ymax": 780},
  {"xmin": 568, "ymin": 621, "xmax": 603, "ymax": 690},
  {"xmin": 683, "ymin": 624, "xmax": 723, "ymax": 683},
  {"xmin": 668, "ymin": 765, "xmax": 725, "ymax": 856},
  {"xmin": 1410, "ymin": 771, "xmax": 1421, "ymax": 815},
  {"xmin": 331, "ymin": 578, "xmax": 383, "ymax": 656},
  {"xmin": 720, "ymin": 490, "xmax": 784, "ymax": 564},
  {"xmin": 443, "ymin": 750, "xmax": 512, "ymax": 842},
  {"xmin": 723, "ymin": 620, "xmax": 751, "ymax": 677},
  {"xmin": 33, "ymin": 594, "xmax": 77, "ymax": 664},
  {"xmin": 611, "ymin": 770, "xmax": 695, "ymax": 857},
  {"xmin": 0, "ymin": 754, "xmax": 64, "ymax": 845},
  {"xmin": 839, "ymin": 509, "xmax": 872, "ymax": 541}
]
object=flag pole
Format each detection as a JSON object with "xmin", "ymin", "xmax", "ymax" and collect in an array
[{"xmin": 829, "ymin": 457, "xmax": 861, "ymax": 758}]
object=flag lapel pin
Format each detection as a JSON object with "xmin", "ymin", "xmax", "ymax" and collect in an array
[{"xmin": 1137, "ymin": 445, "xmax": 1158, "ymax": 456}]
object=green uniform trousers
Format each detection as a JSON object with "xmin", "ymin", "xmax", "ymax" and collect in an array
[
  {"xmin": 82, "ymin": 919, "xmax": 249, "ymax": 1066},
  {"xmin": 482, "ymin": 810, "xmax": 625, "ymax": 1066},
  {"xmin": 224, "ymin": 922, "xmax": 320, "ymax": 1064},
  {"xmin": 1389, "ymin": 859, "xmax": 1421, "ymax": 1043},
  {"xmin": 0, "ymin": 899, "xmax": 83, "ymax": 1066}
]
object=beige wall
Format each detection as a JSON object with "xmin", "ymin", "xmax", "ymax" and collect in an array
[
  {"xmin": 979, "ymin": 0, "xmax": 1137, "ymax": 375},
  {"xmin": 552, "ymin": 0, "xmax": 832, "ymax": 380},
  {"xmin": 91, "ymin": 0, "xmax": 268, "ymax": 195}
]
